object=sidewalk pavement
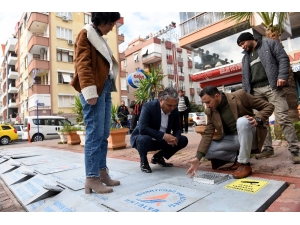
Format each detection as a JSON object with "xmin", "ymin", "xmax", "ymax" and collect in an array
[{"xmin": 1, "ymin": 131, "xmax": 300, "ymax": 212}]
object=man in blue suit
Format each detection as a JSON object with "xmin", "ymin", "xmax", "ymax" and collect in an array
[{"xmin": 130, "ymin": 87, "xmax": 188, "ymax": 173}]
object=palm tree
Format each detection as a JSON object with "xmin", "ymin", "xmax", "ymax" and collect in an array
[
  {"xmin": 133, "ymin": 65, "xmax": 167, "ymax": 104},
  {"xmin": 224, "ymin": 12, "xmax": 299, "ymax": 124}
]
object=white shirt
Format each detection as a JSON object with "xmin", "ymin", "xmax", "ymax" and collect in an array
[{"xmin": 160, "ymin": 109, "xmax": 170, "ymax": 133}]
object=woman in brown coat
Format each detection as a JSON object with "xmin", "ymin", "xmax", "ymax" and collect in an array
[{"xmin": 70, "ymin": 12, "xmax": 121, "ymax": 194}]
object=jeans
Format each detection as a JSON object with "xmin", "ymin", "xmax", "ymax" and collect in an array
[
  {"xmin": 205, "ymin": 117, "xmax": 257, "ymax": 163},
  {"xmin": 79, "ymin": 78, "xmax": 111, "ymax": 177},
  {"xmin": 253, "ymin": 85, "xmax": 299, "ymax": 153}
]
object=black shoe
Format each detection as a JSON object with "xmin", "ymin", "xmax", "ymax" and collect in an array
[
  {"xmin": 210, "ymin": 158, "xmax": 230, "ymax": 170},
  {"xmin": 151, "ymin": 156, "xmax": 173, "ymax": 167},
  {"xmin": 140, "ymin": 162, "xmax": 152, "ymax": 173}
]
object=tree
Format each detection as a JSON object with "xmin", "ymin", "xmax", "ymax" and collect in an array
[
  {"xmin": 133, "ymin": 65, "xmax": 167, "ymax": 104},
  {"xmin": 224, "ymin": 12, "xmax": 299, "ymax": 123}
]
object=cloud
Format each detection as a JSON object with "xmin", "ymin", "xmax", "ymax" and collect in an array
[
  {"xmin": 0, "ymin": 12, "xmax": 22, "ymax": 45},
  {"xmin": 118, "ymin": 12, "xmax": 180, "ymax": 52}
]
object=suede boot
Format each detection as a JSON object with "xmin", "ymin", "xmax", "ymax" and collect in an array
[
  {"xmin": 85, "ymin": 177, "xmax": 113, "ymax": 194},
  {"xmin": 99, "ymin": 168, "xmax": 120, "ymax": 186}
]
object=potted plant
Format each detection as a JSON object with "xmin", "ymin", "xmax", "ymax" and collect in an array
[
  {"xmin": 107, "ymin": 104, "xmax": 129, "ymax": 150},
  {"xmin": 71, "ymin": 95, "xmax": 86, "ymax": 146},
  {"xmin": 61, "ymin": 123, "xmax": 81, "ymax": 145}
]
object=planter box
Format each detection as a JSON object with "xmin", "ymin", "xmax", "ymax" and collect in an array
[
  {"xmin": 58, "ymin": 132, "xmax": 67, "ymax": 144},
  {"xmin": 64, "ymin": 131, "xmax": 81, "ymax": 145},
  {"xmin": 194, "ymin": 125, "xmax": 219, "ymax": 139},
  {"xmin": 77, "ymin": 131, "xmax": 86, "ymax": 146},
  {"xmin": 108, "ymin": 128, "xmax": 129, "ymax": 150}
]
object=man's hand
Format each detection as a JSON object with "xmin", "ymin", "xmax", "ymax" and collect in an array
[
  {"xmin": 244, "ymin": 115, "xmax": 258, "ymax": 127},
  {"xmin": 87, "ymin": 98, "xmax": 97, "ymax": 105},
  {"xmin": 277, "ymin": 79, "xmax": 287, "ymax": 87},
  {"xmin": 163, "ymin": 133, "xmax": 178, "ymax": 146},
  {"xmin": 186, "ymin": 157, "xmax": 201, "ymax": 178}
]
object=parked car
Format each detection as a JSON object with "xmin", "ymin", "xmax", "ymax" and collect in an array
[
  {"xmin": 23, "ymin": 116, "xmax": 72, "ymax": 142},
  {"xmin": 13, "ymin": 124, "xmax": 25, "ymax": 140},
  {"xmin": 189, "ymin": 112, "xmax": 206, "ymax": 126},
  {"xmin": 0, "ymin": 124, "xmax": 18, "ymax": 145}
]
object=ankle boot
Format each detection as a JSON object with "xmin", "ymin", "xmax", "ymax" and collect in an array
[
  {"xmin": 99, "ymin": 168, "xmax": 120, "ymax": 186},
  {"xmin": 85, "ymin": 177, "xmax": 113, "ymax": 194}
]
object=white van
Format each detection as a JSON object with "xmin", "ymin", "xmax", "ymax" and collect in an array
[{"xmin": 22, "ymin": 116, "xmax": 72, "ymax": 142}]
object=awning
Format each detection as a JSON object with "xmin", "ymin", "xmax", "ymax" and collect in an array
[{"xmin": 62, "ymin": 74, "xmax": 72, "ymax": 82}]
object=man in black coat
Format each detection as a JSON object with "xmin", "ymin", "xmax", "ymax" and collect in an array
[
  {"xmin": 178, "ymin": 90, "xmax": 190, "ymax": 133},
  {"xmin": 117, "ymin": 100, "xmax": 129, "ymax": 128},
  {"xmin": 130, "ymin": 87, "xmax": 188, "ymax": 173}
]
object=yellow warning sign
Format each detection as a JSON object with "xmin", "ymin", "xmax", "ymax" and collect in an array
[{"xmin": 224, "ymin": 178, "xmax": 269, "ymax": 194}]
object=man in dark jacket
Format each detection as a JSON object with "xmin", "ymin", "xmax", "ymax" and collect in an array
[
  {"xmin": 130, "ymin": 87, "xmax": 188, "ymax": 173},
  {"xmin": 117, "ymin": 100, "xmax": 129, "ymax": 128},
  {"xmin": 178, "ymin": 90, "xmax": 190, "ymax": 133},
  {"xmin": 129, "ymin": 98, "xmax": 143, "ymax": 134},
  {"xmin": 237, "ymin": 32, "xmax": 300, "ymax": 164}
]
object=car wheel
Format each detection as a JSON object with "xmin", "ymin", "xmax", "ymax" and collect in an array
[
  {"xmin": 0, "ymin": 136, "xmax": 10, "ymax": 145},
  {"xmin": 32, "ymin": 134, "xmax": 44, "ymax": 142}
]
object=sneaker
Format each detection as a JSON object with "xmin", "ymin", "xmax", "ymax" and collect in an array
[
  {"xmin": 255, "ymin": 149, "xmax": 274, "ymax": 159},
  {"xmin": 291, "ymin": 152, "xmax": 300, "ymax": 164}
]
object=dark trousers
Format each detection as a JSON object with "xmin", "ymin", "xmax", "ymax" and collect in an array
[
  {"xmin": 135, "ymin": 135, "xmax": 188, "ymax": 163},
  {"xmin": 179, "ymin": 110, "xmax": 189, "ymax": 132},
  {"xmin": 120, "ymin": 118, "xmax": 127, "ymax": 127},
  {"xmin": 130, "ymin": 114, "xmax": 139, "ymax": 132}
]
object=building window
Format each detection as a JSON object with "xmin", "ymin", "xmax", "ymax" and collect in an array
[
  {"xmin": 56, "ymin": 12, "xmax": 72, "ymax": 20},
  {"xmin": 57, "ymin": 49, "xmax": 73, "ymax": 62},
  {"xmin": 121, "ymin": 78, "xmax": 127, "ymax": 91},
  {"xmin": 20, "ymin": 83, "xmax": 23, "ymax": 94},
  {"xmin": 135, "ymin": 67, "xmax": 140, "ymax": 71},
  {"xmin": 168, "ymin": 79, "xmax": 173, "ymax": 88},
  {"xmin": 56, "ymin": 27, "xmax": 73, "ymax": 40},
  {"xmin": 133, "ymin": 53, "xmax": 139, "ymax": 62},
  {"xmin": 58, "ymin": 72, "xmax": 74, "ymax": 84},
  {"xmin": 123, "ymin": 59, "xmax": 127, "ymax": 67},
  {"xmin": 179, "ymin": 81, "xmax": 184, "ymax": 90},
  {"xmin": 58, "ymin": 95, "xmax": 75, "ymax": 107},
  {"xmin": 84, "ymin": 13, "xmax": 92, "ymax": 24}
]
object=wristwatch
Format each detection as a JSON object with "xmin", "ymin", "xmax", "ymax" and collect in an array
[{"xmin": 254, "ymin": 117, "xmax": 263, "ymax": 125}]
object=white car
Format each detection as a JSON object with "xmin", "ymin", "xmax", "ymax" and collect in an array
[
  {"xmin": 13, "ymin": 124, "xmax": 25, "ymax": 140},
  {"xmin": 189, "ymin": 112, "xmax": 206, "ymax": 126}
]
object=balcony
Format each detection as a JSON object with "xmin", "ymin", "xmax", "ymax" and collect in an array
[
  {"xmin": 188, "ymin": 61, "xmax": 193, "ymax": 68},
  {"xmin": 5, "ymin": 37, "xmax": 17, "ymax": 56},
  {"xmin": 189, "ymin": 74, "xmax": 193, "ymax": 81},
  {"xmin": 168, "ymin": 74, "xmax": 174, "ymax": 79},
  {"xmin": 7, "ymin": 52, "xmax": 17, "ymax": 65},
  {"xmin": 8, "ymin": 99, "xmax": 17, "ymax": 108},
  {"xmin": 28, "ymin": 34, "xmax": 49, "ymax": 53},
  {"xmin": 27, "ymin": 12, "xmax": 49, "ymax": 32},
  {"xmin": 177, "ymin": 48, "xmax": 182, "ymax": 53},
  {"xmin": 179, "ymin": 76, "xmax": 185, "ymax": 81},
  {"xmin": 28, "ymin": 59, "xmax": 49, "ymax": 74},
  {"xmin": 142, "ymin": 52, "xmax": 162, "ymax": 64},
  {"xmin": 28, "ymin": 84, "xmax": 50, "ymax": 96},
  {"xmin": 117, "ymin": 17, "xmax": 124, "ymax": 28},
  {"xmin": 167, "ymin": 58, "xmax": 173, "ymax": 64},
  {"xmin": 8, "ymin": 68, "xmax": 19, "ymax": 80},
  {"xmin": 8, "ymin": 83, "xmax": 18, "ymax": 94},
  {"xmin": 119, "ymin": 52, "xmax": 125, "ymax": 61},
  {"xmin": 118, "ymin": 33, "xmax": 124, "ymax": 45},
  {"xmin": 165, "ymin": 41, "xmax": 172, "ymax": 49},
  {"xmin": 177, "ymin": 57, "xmax": 183, "ymax": 67}
]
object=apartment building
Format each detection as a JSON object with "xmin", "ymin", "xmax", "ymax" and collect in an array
[
  {"xmin": 0, "ymin": 37, "xmax": 18, "ymax": 123},
  {"xmin": 0, "ymin": 12, "xmax": 124, "ymax": 124},
  {"xmin": 122, "ymin": 36, "xmax": 202, "ymax": 107},
  {"xmin": 178, "ymin": 12, "xmax": 300, "ymax": 94}
]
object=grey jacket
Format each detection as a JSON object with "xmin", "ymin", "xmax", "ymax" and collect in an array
[{"xmin": 241, "ymin": 39, "xmax": 290, "ymax": 93}]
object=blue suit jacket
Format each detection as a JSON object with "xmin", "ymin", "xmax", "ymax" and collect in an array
[{"xmin": 130, "ymin": 99, "xmax": 182, "ymax": 148}]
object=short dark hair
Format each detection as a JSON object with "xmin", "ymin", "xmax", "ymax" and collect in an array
[
  {"xmin": 199, "ymin": 86, "xmax": 220, "ymax": 98},
  {"xmin": 91, "ymin": 12, "xmax": 121, "ymax": 26}
]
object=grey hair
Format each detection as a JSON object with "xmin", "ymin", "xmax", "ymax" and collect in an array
[{"xmin": 159, "ymin": 87, "xmax": 178, "ymax": 101}]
